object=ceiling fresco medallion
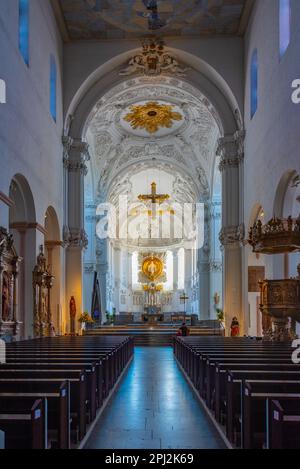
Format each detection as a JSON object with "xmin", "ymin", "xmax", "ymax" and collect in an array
[{"xmin": 123, "ymin": 101, "xmax": 183, "ymax": 134}]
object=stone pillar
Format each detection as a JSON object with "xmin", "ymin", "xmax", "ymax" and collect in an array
[
  {"xmin": 113, "ymin": 246, "xmax": 121, "ymax": 314},
  {"xmin": 217, "ymin": 131, "xmax": 245, "ymax": 335},
  {"xmin": 96, "ymin": 238, "xmax": 108, "ymax": 322},
  {"xmin": 173, "ymin": 249, "xmax": 179, "ymax": 291},
  {"xmin": 209, "ymin": 200, "xmax": 223, "ymax": 317},
  {"xmin": 63, "ymin": 138, "xmax": 90, "ymax": 333},
  {"xmin": 198, "ymin": 203, "xmax": 211, "ymax": 320}
]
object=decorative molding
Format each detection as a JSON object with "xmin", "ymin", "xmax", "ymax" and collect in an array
[
  {"xmin": 63, "ymin": 226, "xmax": 88, "ymax": 250},
  {"xmin": 10, "ymin": 222, "xmax": 47, "ymax": 236},
  {"xmin": 119, "ymin": 39, "xmax": 188, "ymax": 78},
  {"xmin": 0, "ymin": 191, "xmax": 13, "ymax": 208},
  {"xmin": 84, "ymin": 264, "xmax": 95, "ymax": 274},
  {"xmin": 217, "ymin": 131, "xmax": 245, "ymax": 172},
  {"xmin": 62, "ymin": 138, "xmax": 90, "ymax": 176},
  {"xmin": 219, "ymin": 224, "xmax": 245, "ymax": 247}
]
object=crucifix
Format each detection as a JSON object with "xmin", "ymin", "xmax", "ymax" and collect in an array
[
  {"xmin": 138, "ymin": 182, "xmax": 170, "ymax": 204},
  {"xmin": 180, "ymin": 292, "xmax": 189, "ymax": 322},
  {"xmin": 138, "ymin": 182, "xmax": 170, "ymax": 219}
]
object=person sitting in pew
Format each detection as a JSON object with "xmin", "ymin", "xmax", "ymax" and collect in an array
[{"xmin": 178, "ymin": 323, "xmax": 190, "ymax": 337}]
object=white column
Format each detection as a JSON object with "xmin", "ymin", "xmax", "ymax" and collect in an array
[
  {"xmin": 218, "ymin": 131, "xmax": 245, "ymax": 334},
  {"xmin": 209, "ymin": 200, "xmax": 223, "ymax": 318},
  {"xmin": 64, "ymin": 138, "xmax": 90, "ymax": 333}
]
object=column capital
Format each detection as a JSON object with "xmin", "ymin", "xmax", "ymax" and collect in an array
[
  {"xmin": 219, "ymin": 223, "xmax": 245, "ymax": 247},
  {"xmin": 62, "ymin": 137, "xmax": 91, "ymax": 175},
  {"xmin": 64, "ymin": 227, "xmax": 88, "ymax": 250},
  {"xmin": 217, "ymin": 130, "xmax": 245, "ymax": 172}
]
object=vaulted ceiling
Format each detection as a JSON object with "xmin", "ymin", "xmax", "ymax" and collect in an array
[
  {"xmin": 52, "ymin": 0, "xmax": 253, "ymax": 41},
  {"xmin": 84, "ymin": 76, "xmax": 221, "ymax": 205}
]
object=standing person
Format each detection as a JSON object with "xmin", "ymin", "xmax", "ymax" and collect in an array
[{"xmin": 230, "ymin": 317, "xmax": 240, "ymax": 337}]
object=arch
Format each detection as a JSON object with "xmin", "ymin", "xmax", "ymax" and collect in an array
[
  {"xmin": 9, "ymin": 174, "xmax": 36, "ymax": 339},
  {"xmin": 44, "ymin": 206, "xmax": 63, "ymax": 336},
  {"xmin": 45, "ymin": 206, "xmax": 60, "ymax": 241},
  {"xmin": 9, "ymin": 174, "xmax": 36, "ymax": 224},
  {"xmin": 65, "ymin": 48, "xmax": 241, "ymax": 139},
  {"xmin": 273, "ymin": 169, "xmax": 299, "ymax": 217}
]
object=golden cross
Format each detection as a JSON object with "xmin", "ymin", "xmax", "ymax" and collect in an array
[{"xmin": 138, "ymin": 182, "xmax": 170, "ymax": 204}]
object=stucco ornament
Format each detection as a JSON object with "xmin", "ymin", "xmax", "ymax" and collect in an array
[{"xmin": 123, "ymin": 101, "xmax": 183, "ymax": 134}]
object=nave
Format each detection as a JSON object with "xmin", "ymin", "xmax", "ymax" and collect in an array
[{"xmin": 84, "ymin": 347, "xmax": 226, "ymax": 450}]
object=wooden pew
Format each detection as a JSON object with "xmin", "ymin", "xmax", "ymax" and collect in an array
[
  {"xmin": 215, "ymin": 362, "xmax": 300, "ymax": 423},
  {"xmin": 266, "ymin": 398, "xmax": 300, "ymax": 449},
  {"xmin": 242, "ymin": 380, "xmax": 300, "ymax": 449},
  {"xmin": 0, "ymin": 369, "xmax": 86, "ymax": 442},
  {"xmin": 0, "ymin": 396, "xmax": 46, "ymax": 449},
  {"xmin": 226, "ymin": 370, "xmax": 300, "ymax": 445},
  {"xmin": 0, "ymin": 379, "xmax": 70, "ymax": 449}
]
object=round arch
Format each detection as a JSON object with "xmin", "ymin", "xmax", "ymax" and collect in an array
[
  {"xmin": 65, "ymin": 48, "xmax": 241, "ymax": 139},
  {"xmin": 44, "ymin": 206, "xmax": 63, "ymax": 336},
  {"xmin": 9, "ymin": 174, "xmax": 37, "ymax": 339}
]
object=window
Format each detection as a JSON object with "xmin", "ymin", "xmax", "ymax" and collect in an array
[
  {"xmin": 279, "ymin": 0, "xmax": 291, "ymax": 58},
  {"xmin": 50, "ymin": 55, "xmax": 57, "ymax": 121},
  {"xmin": 165, "ymin": 251, "xmax": 173, "ymax": 291},
  {"xmin": 19, "ymin": 0, "xmax": 29, "ymax": 65},
  {"xmin": 250, "ymin": 49, "xmax": 258, "ymax": 118},
  {"xmin": 178, "ymin": 248, "xmax": 185, "ymax": 290}
]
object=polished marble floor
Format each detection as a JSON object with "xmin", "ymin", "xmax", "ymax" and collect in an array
[{"xmin": 85, "ymin": 347, "xmax": 226, "ymax": 449}]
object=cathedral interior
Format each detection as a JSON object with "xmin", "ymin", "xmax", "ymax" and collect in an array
[{"xmin": 0, "ymin": 0, "xmax": 300, "ymax": 453}]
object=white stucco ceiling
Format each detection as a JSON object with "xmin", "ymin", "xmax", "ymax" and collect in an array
[{"xmin": 85, "ymin": 75, "xmax": 221, "ymax": 205}]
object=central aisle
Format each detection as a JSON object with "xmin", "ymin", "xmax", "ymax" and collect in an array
[{"xmin": 85, "ymin": 347, "xmax": 226, "ymax": 449}]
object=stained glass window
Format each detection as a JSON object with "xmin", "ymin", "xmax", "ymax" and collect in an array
[{"xmin": 50, "ymin": 55, "xmax": 57, "ymax": 122}]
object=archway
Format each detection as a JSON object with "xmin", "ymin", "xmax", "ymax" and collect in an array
[
  {"xmin": 44, "ymin": 206, "xmax": 64, "ymax": 335},
  {"xmin": 9, "ymin": 174, "xmax": 36, "ymax": 338},
  {"xmin": 63, "ymin": 48, "xmax": 243, "ymax": 332}
]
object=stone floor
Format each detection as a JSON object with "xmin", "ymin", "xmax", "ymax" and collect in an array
[{"xmin": 85, "ymin": 347, "xmax": 226, "ymax": 449}]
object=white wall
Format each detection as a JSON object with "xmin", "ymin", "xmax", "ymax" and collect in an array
[
  {"xmin": 244, "ymin": 0, "xmax": 300, "ymax": 226},
  {"xmin": 244, "ymin": 0, "xmax": 300, "ymax": 335},
  {"xmin": 0, "ymin": 0, "xmax": 64, "ymax": 228}
]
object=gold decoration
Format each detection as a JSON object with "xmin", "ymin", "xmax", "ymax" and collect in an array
[
  {"xmin": 123, "ymin": 102, "xmax": 183, "ymax": 134},
  {"xmin": 248, "ymin": 215, "xmax": 300, "ymax": 254},
  {"xmin": 138, "ymin": 182, "xmax": 170, "ymax": 204},
  {"xmin": 143, "ymin": 284, "xmax": 163, "ymax": 292},
  {"xmin": 142, "ymin": 255, "xmax": 164, "ymax": 281}
]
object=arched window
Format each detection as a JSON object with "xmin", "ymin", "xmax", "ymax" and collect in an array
[
  {"xmin": 50, "ymin": 55, "xmax": 57, "ymax": 122},
  {"xmin": 165, "ymin": 251, "xmax": 173, "ymax": 291},
  {"xmin": 19, "ymin": 0, "xmax": 29, "ymax": 65},
  {"xmin": 279, "ymin": 0, "xmax": 291, "ymax": 58},
  {"xmin": 250, "ymin": 49, "xmax": 258, "ymax": 119},
  {"xmin": 178, "ymin": 248, "xmax": 185, "ymax": 290}
]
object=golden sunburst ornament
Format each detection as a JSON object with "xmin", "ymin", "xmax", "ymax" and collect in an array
[{"xmin": 123, "ymin": 102, "xmax": 183, "ymax": 134}]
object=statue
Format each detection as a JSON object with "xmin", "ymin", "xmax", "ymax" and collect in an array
[{"xmin": 69, "ymin": 296, "xmax": 76, "ymax": 335}]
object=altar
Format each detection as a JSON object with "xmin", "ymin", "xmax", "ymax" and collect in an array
[{"xmin": 142, "ymin": 313, "xmax": 164, "ymax": 324}]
